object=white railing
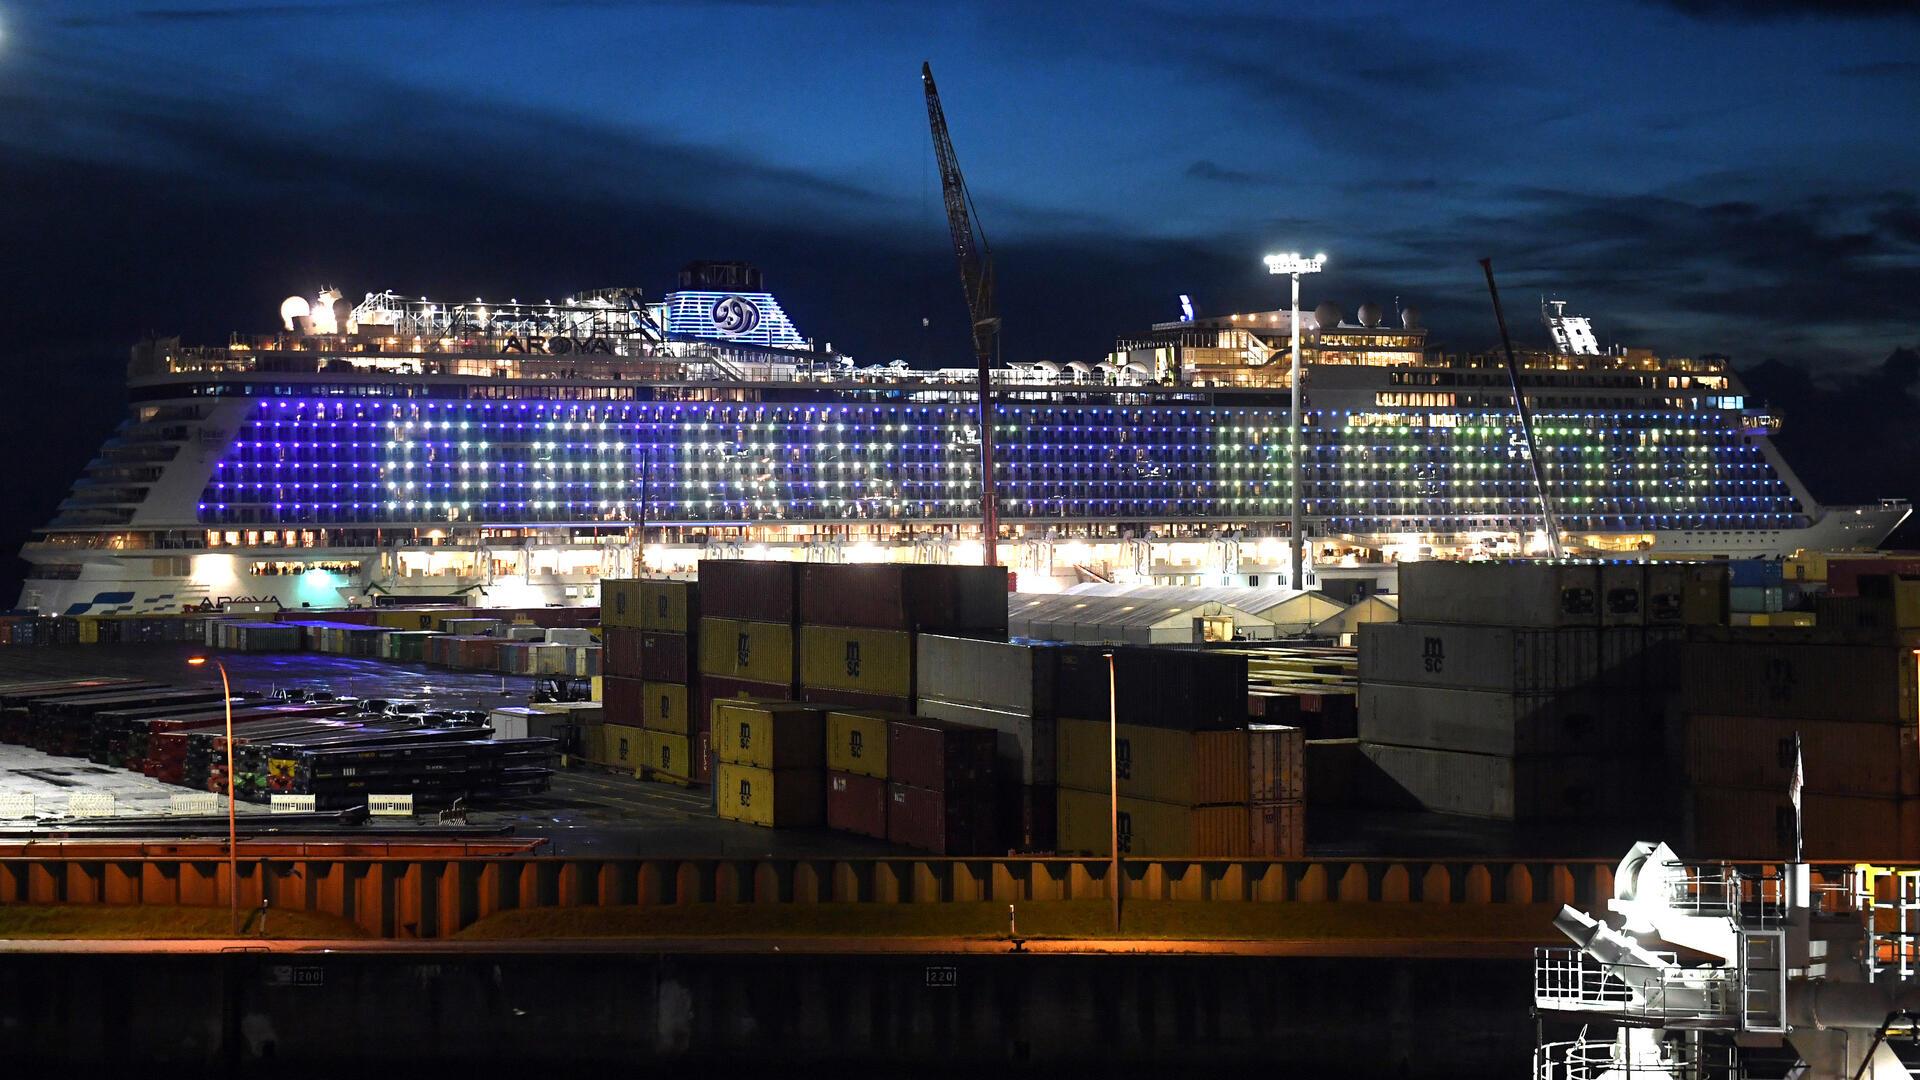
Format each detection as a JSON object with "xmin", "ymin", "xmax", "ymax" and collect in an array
[
  {"xmin": 1535, "ymin": 948, "xmax": 1736, "ymax": 1023},
  {"xmin": 1535, "ymin": 1035, "xmax": 1741, "ymax": 1080}
]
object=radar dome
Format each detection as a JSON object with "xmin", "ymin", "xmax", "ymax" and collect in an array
[
  {"xmin": 279, "ymin": 295, "xmax": 311, "ymax": 332},
  {"xmin": 1400, "ymin": 306, "xmax": 1422, "ymax": 330},
  {"xmin": 1312, "ymin": 301, "xmax": 1343, "ymax": 329},
  {"xmin": 1357, "ymin": 302, "xmax": 1383, "ymax": 328}
]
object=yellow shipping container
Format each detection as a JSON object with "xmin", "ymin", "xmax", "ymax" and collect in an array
[
  {"xmin": 1057, "ymin": 717, "xmax": 1197, "ymax": 807},
  {"xmin": 602, "ymin": 579, "xmax": 645, "ymax": 629},
  {"xmin": 640, "ymin": 580, "xmax": 696, "ymax": 633},
  {"xmin": 643, "ymin": 681, "xmax": 691, "ymax": 734},
  {"xmin": 1056, "ymin": 787, "xmax": 1193, "ymax": 856},
  {"xmin": 698, "ymin": 617, "xmax": 796, "ymax": 684},
  {"xmin": 715, "ymin": 763, "xmax": 825, "ymax": 828},
  {"xmin": 710, "ymin": 699, "xmax": 824, "ymax": 770},
  {"xmin": 825, "ymin": 709, "xmax": 892, "ymax": 778},
  {"xmin": 799, "ymin": 625, "xmax": 913, "ymax": 697},
  {"xmin": 643, "ymin": 730, "xmax": 692, "ymax": 785},
  {"xmin": 600, "ymin": 723, "xmax": 645, "ymax": 768},
  {"xmin": 76, "ymin": 618, "xmax": 99, "ymax": 645},
  {"xmin": 375, "ymin": 609, "xmax": 444, "ymax": 631},
  {"xmin": 590, "ymin": 675, "xmax": 604, "ymax": 702}
]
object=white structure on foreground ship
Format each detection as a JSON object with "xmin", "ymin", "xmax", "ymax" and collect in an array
[
  {"xmin": 1537, "ymin": 841, "xmax": 1920, "ymax": 1078},
  {"xmin": 16, "ymin": 268, "xmax": 1908, "ymax": 615}
]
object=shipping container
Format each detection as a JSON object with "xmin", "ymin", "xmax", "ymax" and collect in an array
[
  {"xmin": 798, "ymin": 564, "xmax": 1009, "ymax": 633},
  {"xmin": 997, "ymin": 781, "xmax": 1057, "ymax": 851},
  {"xmin": 697, "ymin": 618, "xmax": 795, "ymax": 685},
  {"xmin": 643, "ymin": 730, "xmax": 692, "ymax": 785},
  {"xmin": 600, "ymin": 723, "xmax": 645, "ymax": 768},
  {"xmin": 601, "ymin": 626, "xmax": 644, "ymax": 678},
  {"xmin": 1827, "ymin": 558, "xmax": 1920, "ymax": 597},
  {"xmin": 917, "ymin": 696, "xmax": 1055, "ymax": 786},
  {"xmin": 1193, "ymin": 725, "xmax": 1305, "ymax": 805},
  {"xmin": 799, "ymin": 625, "xmax": 913, "ymax": 698},
  {"xmin": 915, "ymin": 635, "xmax": 1055, "ymax": 716},
  {"xmin": 642, "ymin": 681, "xmax": 691, "ymax": 735},
  {"xmin": 639, "ymin": 579, "xmax": 698, "ymax": 633},
  {"xmin": 1686, "ymin": 784, "xmax": 1920, "ymax": 860},
  {"xmin": 602, "ymin": 579, "xmax": 645, "ymax": 629},
  {"xmin": 1052, "ymin": 645, "xmax": 1112, "ymax": 721},
  {"xmin": 827, "ymin": 770, "xmax": 887, "ymax": 838},
  {"xmin": 825, "ymin": 709, "xmax": 892, "ymax": 779},
  {"xmin": 1105, "ymin": 647, "xmax": 1249, "ymax": 730},
  {"xmin": 1685, "ymin": 713, "xmax": 1918, "ymax": 798},
  {"xmin": 887, "ymin": 781, "xmax": 995, "ymax": 855},
  {"xmin": 1644, "ymin": 563, "xmax": 1689, "ymax": 626},
  {"xmin": 641, "ymin": 631, "xmax": 692, "ymax": 683},
  {"xmin": 1192, "ymin": 801, "xmax": 1305, "ymax": 858},
  {"xmin": 1055, "ymin": 787, "xmax": 1193, "ymax": 857},
  {"xmin": 601, "ymin": 674, "xmax": 644, "ymax": 727},
  {"xmin": 715, "ymin": 763, "xmax": 824, "ymax": 828},
  {"xmin": 1357, "ymin": 682, "xmax": 1655, "ymax": 757},
  {"xmin": 1682, "ymin": 638, "xmax": 1909, "ymax": 722},
  {"xmin": 798, "ymin": 685, "xmax": 911, "ymax": 713},
  {"xmin": 1681, "ymin": 562, "xmax": 1731, "ymax": 626},
  {"xmin": 699, "ymin": 560, "xmax": 802, "ymax": 623},
  {"xmin": 1359, "ymin": 622, "xmax": 1612, "ymax": 693},
  {"xmin": 1358, "ymin": 743, "xmax": 1655, "ymax": 821},
  {"xmin": 888, "ymin": 716, "xmax": 997, "ymax": 792},
  {"xmin": 1729, "ymin": 586, "xmax": 1786, "ymax": 614},
  {"xmin": 1057, "ymin": 717, "xmax": 1190, "ymax": 806},
  {"xmin": 1599, "ymin": 563, "xmax": 1646, "ymax": 627},
  {"xmin": 1397, "ymin": 562, "xmax": 1602, "ymax": 628},
  {"xmin": 710, "ymin": 699, "xmax": 824, "ymax": 770},
  {"xmin": 696, "ymin": 675, "xmax": 794, "ymax": 764},
  {"xmin": 1728, "ymin": 560, "xmax": 1786, "ymax": 589}
]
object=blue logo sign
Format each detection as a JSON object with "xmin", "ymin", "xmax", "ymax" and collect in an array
[{"xmin": 710, "ymin": 295, "xmax": 762, "ymax": 337}]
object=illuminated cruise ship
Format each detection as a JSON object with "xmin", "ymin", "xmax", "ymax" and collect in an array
[{"xmin": 16, "ymin": 263, "xmax": 1907, "ymax": 614}]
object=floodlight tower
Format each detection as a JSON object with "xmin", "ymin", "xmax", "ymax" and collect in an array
[{"xmin": 1264, "ymin": 252, "xmax": 1326, "ymax": 588}]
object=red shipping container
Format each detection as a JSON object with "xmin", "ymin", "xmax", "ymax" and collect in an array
[
  {"xmin": 1828, "ymin": 559, "xmax": 1920, "ymax": 597},
  {"xmin": 827, "ymin": 770, "xmax": 888, "ymax": 839},
  {"xmin": 640, "ymin": 631, "xmax": 690, "ymax": 682},
  {"xmin": 602, "ymin": 674, "xmax": 644, "ymax": 727},
  {"xmin": 800, "ymin": 686, "xmax": 910, "ymax": 714},
  {"xmin": 603, "ymin": 627, "xmax": 645, "ymax": 679},
  {"xmin": 698, "ymin": 559, "xmax": 802, "ymax": 623},
  {"xmin": 799, "ymin": 564, "xmax": 1009, "ymax": 634},
  {"xmin": 887, "ymin": 717, "xmax": 997, "ymax": 792},
  {"xmin": 886, "ymin": 781, "xmax": 995, "ymax": 855}
]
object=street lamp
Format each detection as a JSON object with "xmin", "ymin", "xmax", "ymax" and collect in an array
[
  {"xmin": 186, "ymin": 655, "xmax": 239, "ymax": 935},
  {"xmin": 1263, "ymin": 251, "xmax": 1326, "ymax": 590},
  {"xmin": 1104, "ymin": 650, "xmax": 1120, "ymax": 933}
]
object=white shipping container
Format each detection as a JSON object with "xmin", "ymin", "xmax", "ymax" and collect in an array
[
  {"xmin": 915, "ymin": 635, "xmax": 1053, "ymax": 716},
  {"xmin": 488, "ymin": 707, "xmax": 539, "ymax": 740},
  {"xmin": 1358, "ymin": 681, "xmax": 1653, "ymax": 757},
  {"xmin": 1359, "ymin": 622, "xmax": 1600, "ymax": 692},
  {"xmin": 1360, "ymin": 742, "xmax": 1652, "ymax": 821},
  {"xmin": 1600, "ymin": 563, "xmax": 1647, "ymax": 627},
  {"xmin": 1396, "ymin": 561, "xmax": 1603, "ymax": 628},
  {"xmin": 545, "ymin": 627, "xmax": 595, "ymax": 646},
  {"xmin": 917, "ymin": 695, "xmax": 1056, "ymax": 785}
]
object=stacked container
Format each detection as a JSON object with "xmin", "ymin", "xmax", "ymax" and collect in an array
[
  {"xmin": 1680, "ymin": 595, "xmax": 1920, "ymax": 858},
  {"xmin": 886, "ymin": 716, "xmax": 998, "ymax": 854},
  {"xmin": 637, "ymin": 579, "xmax": 699, "ymax": 785},
  {"xmin": 915, "ymin": 635, "xmax": 1060, "ymax": 850},
  {"xmin": 697, "ymin": 560, "xmax": 805, "ymax": 788},
  {"xmin": 599, "ymin": 578, "xmax": 648, "ymax": 774},
  {"xmin": 824, "ymin": 709, "xmax": 893, "ymax": 839},
  {"xmin": 1356, "ymin": 560, "xmax": 1723, "ymax": 823},
  {"xmin": 712, "ymin": 699, "xmax": 825, "ymax": 827}
]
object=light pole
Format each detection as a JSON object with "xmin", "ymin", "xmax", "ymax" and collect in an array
[
  {"xmin": 1263, "ymin": 252, "xmax": 1326, "ymax": 590},
  {"xmin": 1105, "ymin": 651, "xmax": 1120, "ymax": 933},
  {"xmin": 187, "ymin": 655, "xmax": 239, "ymax": 934}
]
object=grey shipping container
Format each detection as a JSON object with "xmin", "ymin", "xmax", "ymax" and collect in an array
[
  {"xmin": 1360, "ymin": 622, "xmax": 1652, "ymax": 693},
  {"xmin": 917, "ymin": 695, "xmax": 1056, "ymax": 786},
  {"xmin": 1681, "ymin": 639, "xmax": 1909, "ymax": 722},
  {"xmin": 1600, "ymin": 563, "xmax": 1646, "ymax": 627},
  {"xmin": 1729, "ymin": 586, "xmax": 1785, "ymax": 614},
  {"xmin": 1686, "ymin": 784, "xmax": 1919, "ymax": 860},
  {"xmin": 1360, "ymin": 742, "xmax": 1655, "ymax": 821},
  {"xmin": 915, "ymin": 635, "xmax": 1055, "ymax": 716},
  {"xmin": 1396, "ymin": 561, "xmax": 1602, "ymax": 628},
  {"xmin": 1359, "ymin": 681, "xmax": 1655, "ymax": 757}
]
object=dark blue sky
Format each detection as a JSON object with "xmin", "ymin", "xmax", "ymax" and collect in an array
[{"xmin": 4, "ymin": 0, "xmax": 1917, "ymax": 366}]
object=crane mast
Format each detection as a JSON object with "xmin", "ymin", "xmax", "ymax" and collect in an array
[{"xmin": 922, "ymin": 62, "xmax": 1000, "ymax": 568}]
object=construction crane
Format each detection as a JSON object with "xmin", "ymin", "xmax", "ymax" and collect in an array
[
  {"xmin": 922, "ymin": 61, "xmax": 1000, "ymax": 568},
  {"xmin": 1480, "ymin": 258, "xmax": 1563, "ymax": 559}
]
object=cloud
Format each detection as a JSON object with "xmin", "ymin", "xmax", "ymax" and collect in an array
[
  {"xmin": 1648, "ymin": 0, "xmax": 1920, "ymax": 18},
  {"xmin": 1185, "ymin": 160, "xmax": 1267, "ymax": 185}
]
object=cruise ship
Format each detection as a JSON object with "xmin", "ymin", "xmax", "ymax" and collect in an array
[{"xmin": 16, "ymin": 262, "xmax": 1907, "ymax": 615}]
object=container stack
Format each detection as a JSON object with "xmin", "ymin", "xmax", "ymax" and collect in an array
[
  {"xmin": 1680, "ymin": 579, "xmax": 1920, "ymax": 858},
  {"xmin": 824, "ymin": 709, "xmax": 892, "ymax": 839},
  {"xmin": 697, "ymin": 561, "xmax": 806, "ymax": 788},
  {"xmin": 1728, "ymin": 560, "xmax": 1786, "ymax": 624},
  {"xmin": 915, "ymin": 635, "xmax": 1059, "ymax": 850},
  {"xmin": 1355, "ymin": 560, "xmax": 1727, "ymax": 823},
  {"xmin": 883, "ymin": 716, "xmax": 998, "ymax": 854},
  {"xmin": 712, "ymin": 699, "xmax": 826, "ymax": 827},
  {"xmin": 598, "ymin": 578, "xmax": 649, "ymax": 775},
  {"xmin": 638, "ymin": 579, "xmax": 700, "ymax": 786}
]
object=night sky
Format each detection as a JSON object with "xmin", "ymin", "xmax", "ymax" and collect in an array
[{"xmin": 3, "ymin": 0, "xmax": 1918, "ymax": 601}]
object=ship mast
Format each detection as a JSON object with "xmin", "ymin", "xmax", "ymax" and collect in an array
[{"xmin": 922, "ymin": 62, "xmax": 1000, "ymax": 568}]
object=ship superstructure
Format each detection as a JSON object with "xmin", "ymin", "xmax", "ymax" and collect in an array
[{"xmin": 16, "ymin": 269, "xmax": 1907, "ymax": 614}]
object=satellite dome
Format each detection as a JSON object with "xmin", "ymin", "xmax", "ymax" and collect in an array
[
  {"xmin": 1400, "ymin": 306, "xmax": 1422, "ymax": 330},
  {"xmin": 279, "ymin": 295, "xmax": 311, "ymax": 332},
  {"xmin": 1312, "ymin": 301, "xmax": 1343, "ymax": 330},
  {"xmin": 1357, "ymin": 302, "xmax": 1383, "ymax": 327}
]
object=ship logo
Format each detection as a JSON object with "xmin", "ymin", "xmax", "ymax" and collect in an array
[{"xmin": 710, "ymin": 295, "xmax": 761, "ymax": 337}]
